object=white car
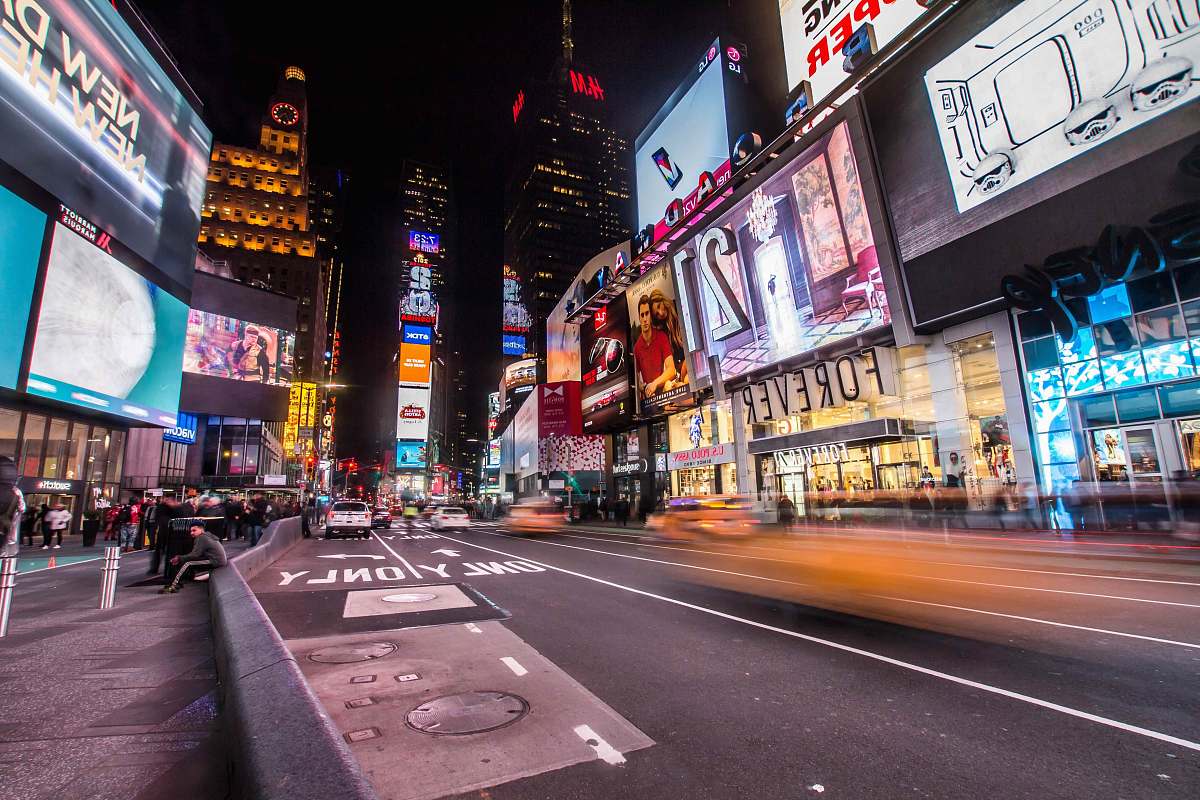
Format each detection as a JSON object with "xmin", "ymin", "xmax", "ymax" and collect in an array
[
  {"xmin": 325, "ymin": 501, "xmax": 371, "ymax": 540},
  {"xmin": 430, "ymin": 506, "xmax": 470, "ymax": 530}
]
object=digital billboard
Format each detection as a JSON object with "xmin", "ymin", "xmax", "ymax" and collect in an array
[
  {"xmin": 779, "ymin": 0, "xmax": 934, "ymax": 121},
  {"xmin": 925, "ymin": 0, "xmax": 1200, "ymax": 213},
  {"xmin": 284, "ymin": 382, "xmax": 318, "ymax": 456},
  {"xmin": 184, "ymin": 311, "xmax": 294, "ymax": 385},
  {"xmin": 580, "ymin": 299, "xmax": 632, "ymax": 431},
  {"xmin": 627, "ymin": 264, "xmax": 692, "ymax": 414},
  {"xmin": 0, "ymin": 0, "xmax": 213, "ymax": 289},
  {"xmin": 396, "ymin": 386, "xmax": 431, "ymax": 442},
  {"xmin": 0, "ymin": 183, "xmax": 47, "ymax": 389},
  {"xmin": 399, "ymin": 342, "xmax": 432, "ymax": 385},
  {"xmin": 487, "ymin": 438, "xmax": 502, "ymax": 467},
  {"xmin": 400, "ymin": 255, "xmax": 436, "ymax": 324},
  {"xmin": 402, "ymin": 324, "xmax": 433, "ymax": 346},
  {"xmin": 502, "ymin": 264, "xmax": 531, "ymax": 334},
  {"xmin": 502, "ymin": 334, "xmax": 527, "ymax": 356},
  {"xmin": 538, "ymin": 382, "xmax": 583, "ymax": 438},
  {"xmin": 395, "ymin": 440, "xmax": 427, "ymax": 470},
  {"xmin": 635, "ymin": 39, "xmax": 749, "ymax": 248},
  {"xmin": 678, "ymin": 120, "xmax": 890, "ymax": 383},
  {"xmin": 26, "ymin": 220, "xmax": 189, "ymax": 426},
  {"xmin": 408, "ymin": 230, "xmax": 440, "ymax": 254},
  {"xmin": 503, "ymin": 358, "xmax": 537, "ymax": 397}
]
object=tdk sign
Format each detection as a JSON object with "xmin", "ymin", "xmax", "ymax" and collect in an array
[{"xmin": 403, "ymin": 325, "xmax": 433, "ymax": 345}]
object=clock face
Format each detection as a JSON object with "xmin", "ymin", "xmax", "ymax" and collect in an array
[{"xmin": 271, "ymin": 102, "xmax": 299, "ymax": 127}]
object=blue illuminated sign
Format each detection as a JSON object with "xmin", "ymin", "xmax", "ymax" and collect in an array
[
  {"xmin": 409, "ymin": 231, "xmax": 440, "ymax": 254},
  {"xmin": 502, "ymin": 334, "xmax": 526, "ymax": 356},
  {"xmin": 163, "ymin": 412, "xmax": 198, "ymax": 444},
  {"xmin": 403, "ymin": 325, "xmax": 433, "ymax": 345}
]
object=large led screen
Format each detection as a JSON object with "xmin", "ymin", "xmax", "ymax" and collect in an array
[
  {"xmin": 580, "ymin": 299, "xmax": 631, "ymax": 432},
  {"xmin": 395, "ymin": 440, "xmax": 427, "ymax": 470},
  {"xmin": 681, "ymin": 120, "xmax": 889, "ymax": 383},
  {"xmin": 0, "ymin": 0, "xmax": 213, "ymax": 289},
  {"xmin": 399, "ymin": 342, "xmax": 432, "ymax": 385},
  {"xmin": 925, "ymin": 0, "xmax": 1200, "ymax": 213},
  {"xmin": 397, "ymin": 386, "xmax": 431, "ymax": 442},
  {"xmin": 627, "ymin": 264, "xmax": 692, "ymax": 413},
  {"xmin": 184, "ymin": 311, "xmax": 294, "ymax": 385},
  {"xmin": 0, "ymin": 183, "xmax": 47, "ymax": 388},
  {"xmin": 635, "ymin": 40, "xmax": 732, "ymax": 242},
  {"xmin": 27, "ymin": 222, "xmax": 189, "ymax": 425}
]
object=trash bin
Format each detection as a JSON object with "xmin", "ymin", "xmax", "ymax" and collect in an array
[
  {"xmin": 163, "ymin": 517, "xmax": 219, "ymax": 584},
  {"xmin": 81, "ymin": 517, "xmax": 99, "ymax": 547}
]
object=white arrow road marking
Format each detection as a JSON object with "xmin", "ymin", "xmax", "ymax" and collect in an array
[
  {"xmin": 431, "ymin": 548, "xmax": 461, "ymax": 557},
  {"xmin": 501, "ymin": 656, "xmax": 528, "ymax": 676},
  {"xmin": 317, "ymin": 554, "xmax": 386, "ymax": 560},
  {"xmin": 574, "ymin": 725, "xmax": 625, "ymax": 765},
  {"xmin": 464, "ymin": 623, "xmax": 482, "ymax": 634},
  {"xmin": 418, "ymin": 564, "xmax": 451, "ymax": 578}
]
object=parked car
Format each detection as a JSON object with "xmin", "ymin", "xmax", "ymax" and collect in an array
[
  {"xmin": 430, "ymin": 506, "xmax": 470, "ymax": 530},
  {"xmin": 325, "ymin": 501, "xmax": 371, "ymax": 540}
]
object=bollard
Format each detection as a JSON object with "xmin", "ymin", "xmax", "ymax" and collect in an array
[
  {"xmin": 0, "ymin": 556, "xmax": 16, "ymax": 638},
  {"xmin": 99, "ymin": 546, "xmax": 120, "ymax": 609}
]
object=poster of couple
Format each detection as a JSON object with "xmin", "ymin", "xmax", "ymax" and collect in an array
[{"xmin": 626, "ymin": 264, "xmax": 691, "ymax": 412}]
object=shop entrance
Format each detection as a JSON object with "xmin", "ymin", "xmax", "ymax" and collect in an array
[
  {"xmin": 23, "ymin": 493, "xmax": 77, "ymax": 535},
  {"xmin": 1087, "ymin": 425, "xmax": 1168, "ymax": 529}
]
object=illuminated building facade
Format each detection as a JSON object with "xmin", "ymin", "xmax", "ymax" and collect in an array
[
  {"xmin": 197, "ymin": 67, "xmax": 328, "ymax": 384},
  {"xmin": 503, "ymin": 1, "xmax": 632, "ymax": 370}
]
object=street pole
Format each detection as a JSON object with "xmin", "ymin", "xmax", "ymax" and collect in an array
[{"xmin": 0, "ymin": 556, "xmax": 16, "ymax": 637}]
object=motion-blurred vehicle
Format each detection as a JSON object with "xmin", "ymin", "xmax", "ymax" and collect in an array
[
  {"xmin": 430, "ymin": 506, "xmax": 470, "ymax": 530},
  {"xmin": 371, "ymin": 507, "xmax": 391, "ymax": 528},
  {"xmin": 509, "ymin": 500, "xmax": 564, "ymax": 534},
  {"xmin": 646, "ymin": 495, "xmax": 762, "ymax": 541},
  {"xmin": 325, "ymin": 500, "xmax": 371, "ymax": 540}
]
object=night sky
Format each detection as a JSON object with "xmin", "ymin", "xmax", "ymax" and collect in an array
[{"xmin": 137, "ymin": 0, "xmax": 780, "ymax": 464}]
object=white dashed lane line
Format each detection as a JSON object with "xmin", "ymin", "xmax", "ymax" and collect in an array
[
  {"xmin": 574, "ymin": 724, "xmax": 626, "ymax": 765},
  {"xmin": 501, "ymin": 656, "xmax": 528, "ymax": 676}
]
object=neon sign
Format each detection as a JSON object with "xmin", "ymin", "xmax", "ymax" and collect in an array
[
  {"xmin": 569, "ymin": 70, "xmax": 604, "ymax": 101},
  {"xmin": 512, "ymin": 89, "xmax": 525, "ymax": 123}
]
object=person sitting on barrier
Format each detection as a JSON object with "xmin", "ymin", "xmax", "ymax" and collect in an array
[{"xmin": 159, "ymin": 523, "xmax": 227, "ymax": 594}]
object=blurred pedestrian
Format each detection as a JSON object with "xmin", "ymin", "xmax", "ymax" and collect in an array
[
  {"xmin": 149, "ymin": 497, "xmax": 184, "ymax": 576},
  {"xmin": 20, "ymin": 504, "xmax": 36, "ymax": 548},
  {"xmin": 42, "ymin": 503, "xmax": 69, "ymax": 549},
  {"xmin": 247, "ymin": 493, "xmax": 269, "ymax": 546},
  {"xmin": 224, "ymin": 494, "xmax": 243, "ymax": 541},
  {"xmin": 778, "ymin": 494, "xmax": 796, "ymax": 532},
  {"xmin": 616, "ymin": 498, "xmax": 629, "ymax": 527},
  {"xmin": 0, "ymin": 456, "xmax": 24, "ymax": 558},
  {"xmin": 117, "ymin": 497, "xmax": 140, "ymax": 552}
]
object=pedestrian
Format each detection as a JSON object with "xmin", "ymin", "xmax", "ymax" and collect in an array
[
  {"xmin": 20, "ymin": 504, "xmax": 36, "ymax": 548},
  {"xmin": 42, "ymin": 503, "xmax": 69, "ymax": 549},
  {"xmin": 778, "ymin": 494, "xmax": 796, "ymax": 532},
  {"xmin": 116, "ymin": 497, "xmax": 139, "ymax": 552},
  {"xmin": 247, "ymin": 492, "xmax": 269, "ymax": 546},
  {"xmin": 0, "ymin": 456, "xmax": 24, "ymax": 559},
  {"xmin": 224, "ymin": 494, "xmax": 243, "ymax": 541},
  {"xmin": 616, "ymin": 498, "xmax": 629, "ymax": 527},
  {"xmin": 33, "ymin": 502, "xmax": 47, "ymax": 546},
  {"xmin": 141, "ymin": 498, "xmax": 158, "ymax": 551},
  {"xmin": 159, "ymin": 523, "xmax": 227, "ymax": 594},
  {"xmin": 103, "ymin": 502, "xmax": 120, "ymax": 541},
  {"xmin": 148, "ymin": 497, "xmax": 184, "ymax": 576}
]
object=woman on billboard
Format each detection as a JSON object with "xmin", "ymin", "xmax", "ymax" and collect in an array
[{"xmin": 649, "ymin": 288, "xmax": 689, "ymax": 388}]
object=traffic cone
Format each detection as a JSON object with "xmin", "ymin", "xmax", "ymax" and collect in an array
[{"xmin": 47, "ymin": 554, "xmax": 56, "ymax": 569}]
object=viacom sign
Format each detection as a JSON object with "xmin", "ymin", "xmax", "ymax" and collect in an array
[{"xmin": 737, "ymin": 348, "xmax": 898, "ymax": 424}]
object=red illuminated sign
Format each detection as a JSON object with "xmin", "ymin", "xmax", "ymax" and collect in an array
[
  {"xmin": 512, "ymin": 89, "xmax": 525, "ymax": 123},
  {"xmin": 569, "ymin": 70, "xmax": 604, "ymax": 101},
  {"xmin": 593, "ymin": 307, "xmax": 607, "ymax": 330}
]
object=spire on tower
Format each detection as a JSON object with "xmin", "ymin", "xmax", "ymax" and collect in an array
[{"xmin": 562, "ymin": 0, "xmax": 574, "ymax": 65}]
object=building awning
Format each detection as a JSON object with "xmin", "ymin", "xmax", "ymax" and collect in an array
[{"xmin": 747, "ymin": 418, "xmax": 919, "ymax": 456}]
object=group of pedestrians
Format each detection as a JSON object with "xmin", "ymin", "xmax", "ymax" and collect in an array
[{"xmin": 20, "ymin": 500, "xmax": 70, "ymax": 550}]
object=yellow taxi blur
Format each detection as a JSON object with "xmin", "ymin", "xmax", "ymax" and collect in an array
[
  {"xmin": 508, "ymin": 500, "xmax": 565, "ymax": 534},
  {"xmin": 646, "ymin": 495, "xmax": 762, "ymax": 541}
]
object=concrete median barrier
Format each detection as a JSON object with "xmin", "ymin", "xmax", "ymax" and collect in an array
[{"xmin": 210, "ymin": 516, "xmax": 377, "ymax": 800}]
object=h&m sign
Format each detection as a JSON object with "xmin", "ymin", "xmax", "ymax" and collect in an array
[{"xmin": 738, "ymin": 347, "xmax": 898, "ymax": 424}]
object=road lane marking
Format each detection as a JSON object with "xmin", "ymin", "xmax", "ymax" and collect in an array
[
  {"xmin": 924, "ymin": 561, "xmax": 1200, "ymax": 588},
  {"xmin": 464, "ymin": 623, "xmax": 482, "ymax": 633},
  {"xmin": 574, "ymin": 724, "xmax": 625, "ymax": 765},
  {"xmin": 435, "ymin": 532, "xmax": 1200, "ymax": 754},
  {"xmin": 370, "ymin": 532, "xmax": 424, "ymax": 579},
  {"xmin": 900, "ymin": 574, "xmax": 1200, "ymax": 609},
  {"xmin": 501, "ymin": 656, "xmax": 528, "ymax": 676},
  {"xmin": 870, "ymin": 595, "xmax": 1200, "ymax": 650}
]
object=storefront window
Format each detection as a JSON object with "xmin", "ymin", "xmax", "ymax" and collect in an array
[
  {"xmin": 20, "ymin": 414, "xmax": 45, "ymax": 477},
  {"xmin": 42, "ymin": 418, "xmax": 69, "ymax": 478},
  {"xmin": 87, "ymin": 428, "xmax": 109, "ymax": 482},
  {"xmin": 65, "ymin": 422, "xmax": 87, "ymax": 480},
  {"xmin": 105, "ymin": 430, "xmax": 125, "ymax": 483},
  {"xmin": 0, "ymin": 407, "xmax": 19, "ymax": 460},
  {"xmin": 667, "ymin": 402, "xmax": 732, "ymax": 451}
]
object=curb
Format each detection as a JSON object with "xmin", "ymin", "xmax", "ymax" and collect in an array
[{"xmin": 209, "ymin": 517, "xmax": 377, "ymax": 800}]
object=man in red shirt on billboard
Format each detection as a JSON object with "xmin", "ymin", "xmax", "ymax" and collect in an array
[{"xmin": 633, "ymin": 295, "xmax": 677, "ymax": 399}]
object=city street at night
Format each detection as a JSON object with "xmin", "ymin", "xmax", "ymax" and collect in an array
[{"xmin": 248, "ymin": 517, "xmax": 1200, "ymax": 800}]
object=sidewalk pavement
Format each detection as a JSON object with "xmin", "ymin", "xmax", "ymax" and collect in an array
[
  {"xmin": 15, "ymin": 535, "xmax": 115, "ymax": 573},
  {"xmin": 0, "ymin": 540, "xmax": 246, "ymax": 800}
]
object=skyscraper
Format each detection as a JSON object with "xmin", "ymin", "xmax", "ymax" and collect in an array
[
  {"xmin": 197, "ymin": 67, "xmax": 328, "ymax": 383},
  {"xmin": 503, "ymin": 0, "xmax": 632, "ymax": 371}
]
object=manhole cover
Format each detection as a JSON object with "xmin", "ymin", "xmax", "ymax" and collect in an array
[
  {"xmin": 382, "ymin": 592, "xmax": 438, "ymax": 603},
  {"xmin": 308, "ymin": 642, "xmax": 397, "ymax": 664},
  {"xmin": 407, "ymin": 691, "xmax": 529, "ymax": 736}
]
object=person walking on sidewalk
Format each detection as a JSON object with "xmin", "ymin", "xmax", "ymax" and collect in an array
[
  {"xmin": 247, "ymin": 493, "xmax": 269, "ymax": 546},
  {"xmin": 117, "ymin": 498, "xmax": 140, "ymax": 552},
  {"xmin": 159, "ymin": 523, "xmax": 227, "ymax": 594},
  {"xmin": 42, "ymin": 503, "xmax": 69, "ymax": 549},
  {"xmin": 0, "ymin": 456, "xmax": 24, "ymax": 559}
]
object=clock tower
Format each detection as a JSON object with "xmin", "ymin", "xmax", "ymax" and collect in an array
[{"xmin": 262, "ymin": 65, "xmax": 307, "ymax": 161}]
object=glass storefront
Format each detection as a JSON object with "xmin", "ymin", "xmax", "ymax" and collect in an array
[
  {"xmin": 752, "ymin": 333, "xmax": 1017, "ymax": 515},
  {"xmin": 666, "ymin": 402, "xmax": 737, "ymax": 497}
]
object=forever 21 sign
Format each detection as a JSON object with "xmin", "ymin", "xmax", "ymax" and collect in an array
[{"xmin": 737, "ymin": 347, "xmax": 898, "ymax": 424}]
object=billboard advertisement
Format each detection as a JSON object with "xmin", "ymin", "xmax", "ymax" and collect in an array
[
  {"xmin": 0, "ymin": 0, "xmax": 213, "ymax": 289},
  {"xmin": 395, "ymin": 440, "xmax": 427, "ymax": 470},
  {"xmin": 580, "ymin": 299, "xmax": 632, "ymax": 431},
  {"xmin": 680, "ymin": 120, "xmax": 890, "ymax": 383},
  {"xmin": 502, "ymin": 334, "xmax": 527, "ymax": 357},
  {"xmin": 627, "ymin": 263, "xmax": 693, "ymax": 413},
  {"xmin": 402, "ymin": 324, "xmax": 433, "ymax": 346},
  {"xmin": 184, "ymin": 311, "xmax": 294, "ymax": 385},
  {"xmin": 537, "ymin": 381, "xmax": 583, "ymax": 438},
  {"xmin": 0, "ymin": 183, "xmax": 46, "ymax": 389},
  {"xmin": 399, "ymin": 342, "xmax": 432, "ymax": 385},
  {"xmin": 400, "ymin": 255, "xmax": 436, "ymax": 324},
  {"xmin": 779, "ymin": 0, "xmax": 934, "ymax": 120},
  {"xmin": 488, "ymin": 438, "xmax": 502, "ymax": 467},
  {"xmin": 925, "ymin": 0, "xmax": 1200, "ymax": 213},
  {"xmin": 408, "ymin": 230, "xmax": 440, "ymax": 254},
  {"xmin": 635, "ymin": 39, "xmax": 744, "ymax": 247},
  {"xmin": 26, "ymin": 220, "xmax": 189, "ymax": 426},
  {"xmin": 547, "ymin": 241, "xmax": 631, "ymax": 383},
  {"xmin": 503, "ymin": 358, "xmax": 537, "ymax": 394},
  {"xmin": 284, "ymin": 382, "xmax": 318, "ymax": 455},
  {"xmin": 513, "ymin": 390, "xmax": 539, "ymax": 478},
  {"xmin": 163, "ymin": 412, "xmax": 198, "ymax": 444},
  {"xmin": 396, "ymin": 386, "xmax": 431, "ymax": 442},
  {"xmin": 502, "ymin": 264, "xmax": 531, "ymax": 334}
]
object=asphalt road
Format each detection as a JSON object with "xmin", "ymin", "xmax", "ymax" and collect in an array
[{"xmin": 249, "ymin": 519, "xmax": 1200, "ymax": 800}]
